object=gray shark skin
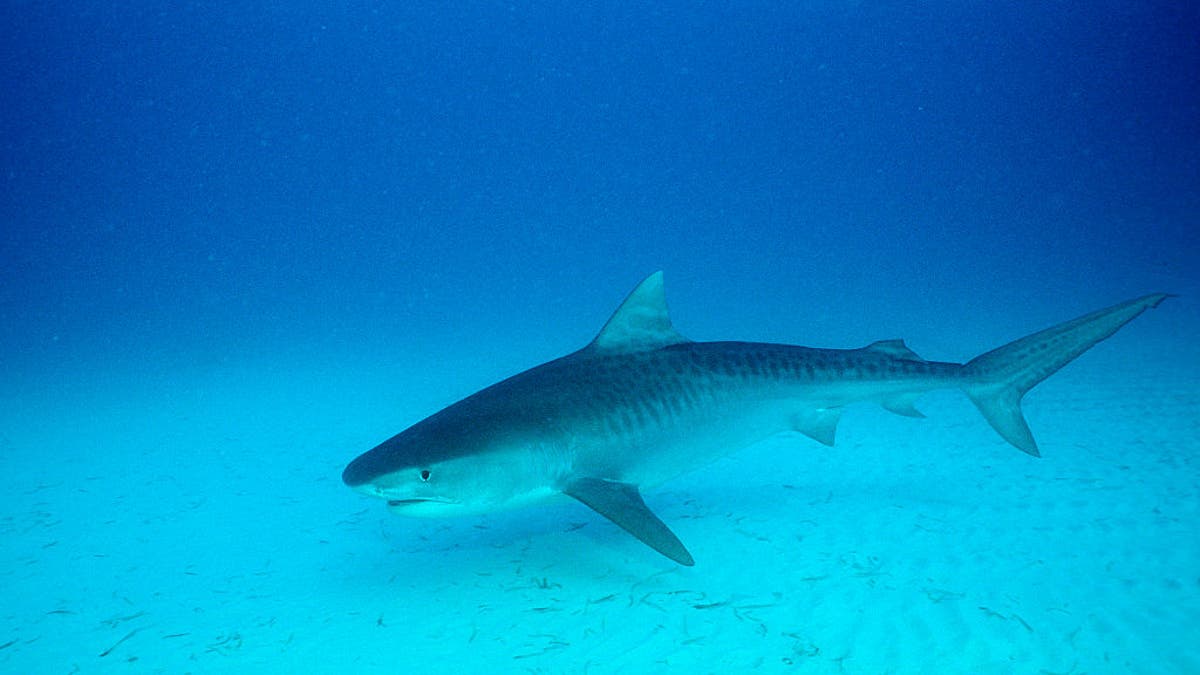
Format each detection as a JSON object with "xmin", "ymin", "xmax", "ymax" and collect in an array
[{"xmin": 342, "ymin": 273, "xmax": 1168, "ymax": 566}]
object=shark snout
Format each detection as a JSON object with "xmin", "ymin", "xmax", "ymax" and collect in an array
[{"xmin": 341, "ymin": 452, "xmax": 380, "ymax": 488}]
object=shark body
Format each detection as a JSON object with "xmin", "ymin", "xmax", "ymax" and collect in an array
[{"xmin": 342, "ymin": 273, "xmax": 1168, "ymax": 566}]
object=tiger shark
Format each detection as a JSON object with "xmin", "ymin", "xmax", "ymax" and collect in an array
[{"xmin": 342, "ymin": 272, "xmax": 1167, "ymax": 566}]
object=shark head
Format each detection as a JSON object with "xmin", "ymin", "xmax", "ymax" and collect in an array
[{"xmin": 341, "ymin": 395, "xmax": 565, "ymax": 517}]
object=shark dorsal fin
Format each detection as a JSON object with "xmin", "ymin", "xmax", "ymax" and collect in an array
[{"xmin": 587, "ymin": 271, "xmax": 689, "ymax": 354}]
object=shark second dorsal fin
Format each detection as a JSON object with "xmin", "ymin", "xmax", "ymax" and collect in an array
[
  {"xmin": 587, "ymin": 271, "xmax": 690, "ymax": 354},
  {"xmin": 863, "ymin": 339, "xmax": 926, "ymax": 361}
]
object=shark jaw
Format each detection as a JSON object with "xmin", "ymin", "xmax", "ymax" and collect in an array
[
  {"xmin": 351, "ymin": 470, "xmax": 563, "ymax": 518},
  {"xmin": 385, "ymin": 498, "xmax": 458, "ymax": 516},
  {"xmin": 348, "ymin": 481, "xmax": 466, "ymax": 517},
  {"xmin": 343, "ymin": 271, "xmax": 1169, "ymax": 566}
]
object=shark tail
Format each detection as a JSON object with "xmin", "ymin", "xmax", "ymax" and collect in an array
[{"xmin": 961, "ymin": 293, "xmax": 1170, "ymax": 456}]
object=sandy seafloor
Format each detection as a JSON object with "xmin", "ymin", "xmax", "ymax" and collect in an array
[{"xmin": 2, "ymin": 293, "xmax": 1197, "ymax": 674}]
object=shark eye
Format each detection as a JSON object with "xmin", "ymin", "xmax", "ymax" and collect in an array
[{"xmin": 419, "ymin": 469, "xmax": 431, "ymax": 482}]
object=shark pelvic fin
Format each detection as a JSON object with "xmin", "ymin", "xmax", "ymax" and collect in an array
[
  {"xmin": 791, "ymin": 408, "xmax": 842, "ymax": 446},
  {"xmin": 587, "ymin": 271, "xmax": 690, "ymax": 354},
  {"xmin": 963, "ymin": 293, "xmax": 1170, "ymax": 456},
  {"xmin": 564, "ymin": 476, "xmax": 694, "ymax": 566}
]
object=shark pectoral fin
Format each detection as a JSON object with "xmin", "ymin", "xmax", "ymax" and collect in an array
[
  {"xmin": 563, "ymin": 477, "xmax": 695, "ymax": 566},
  {"xmin": 791, "ymin": 408, "xmax": 842, "ymax": 446}
]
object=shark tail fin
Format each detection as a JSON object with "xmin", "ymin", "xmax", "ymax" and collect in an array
[{"xmin": 961, "ymin": 293, "xmax": 1170, "ymax": 456}]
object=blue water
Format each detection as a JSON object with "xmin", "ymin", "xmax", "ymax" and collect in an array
[{"xmin": 2, "ymin": 2, "xmax": 1197, "ymax": 672}]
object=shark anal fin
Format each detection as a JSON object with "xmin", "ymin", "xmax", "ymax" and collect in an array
[
  {"xmin": 882, "ymin": 394, "xmax": 926, "ymax": 418},
  {"xmin": 564, "ymin": 477, "xmax": 694, "ymax": 566}
]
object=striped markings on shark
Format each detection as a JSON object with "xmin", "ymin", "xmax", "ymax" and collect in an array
[{"xmin": 343, "ymin": 272, "xmax": 1169, "ymax": 566}]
